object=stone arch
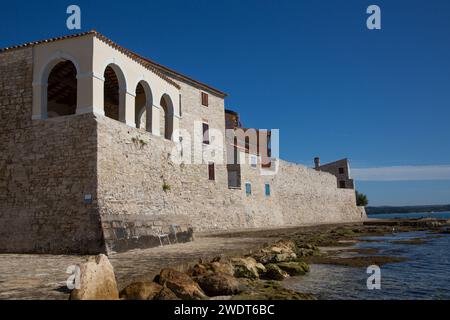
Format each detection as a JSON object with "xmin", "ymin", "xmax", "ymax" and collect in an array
[
  {"xmin": 160, "ymin": 94, "xmax": 174, "ymax": 140},
  {"xmin": 135, "ymin": 80, "xmax": 153, "ymax": 132},
  {"xmin": 37, "ymin": 52, "xmax": 81, "ymax": 118},
  {"xmin": 103, "ymin": 63, "xmax": 127, "ymax": 122}
]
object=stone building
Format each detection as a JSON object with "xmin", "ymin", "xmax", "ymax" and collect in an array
[
  {"xmin": 0, "ymin": 31, "xmax": 365, "ymax": 255},
  {"xmin": 314, "ymin": 158, "xmax": 355, "ymax": 189}
]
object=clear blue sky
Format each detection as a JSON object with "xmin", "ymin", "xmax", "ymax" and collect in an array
[{"xmin": 1, "ymin": 0, "xmax": 449, "ymax": 206}]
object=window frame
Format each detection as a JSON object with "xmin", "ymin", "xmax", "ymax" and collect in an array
[
  {"xmin": 201, "ymin": 92, "xmax": 209, "ymax": 107},
  {"xmin": 265, "ymin": 183, "xmax": 271, "ymax": 197},
  {"xmin": 245, "ymin": 182, "xmax": 252, "ymax": 196},
  {"xmin": 202, "ymin": 122, "xmax": 210, "ymax": 145},
  {"xmin": 208, "ymin": 162, "xmax": 215, "ymax": 181}
]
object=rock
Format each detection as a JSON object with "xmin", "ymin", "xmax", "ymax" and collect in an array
[
  {"xmin": 156, "ymin": 268, "xmax": 207, "ymax": 300},
  {"xmin": 69, "ymin": 254, "xmax": 119, "ymax": 300},
  {"xmin": 188, "ymin": 260, "xmax": 235, "ymax": 277},
  {"xmin": 295, "ymin": 243, "xmax": 320, "ymax": 257},
  {"xmin": 231, "ymin": 257, "xmax": 266, "ymax": 279},
  {"xmin": 188, "ymin": 264, "xmax": 209, "ymax": 277},
  {"xmin": 195, "ymin": 272, "xmax": 244, "ymax": 296},
  {"xmin": 273, "ymin": 252, "xmax": 297, "ymax": 263},
  {"xmin": 119, "ymin": 282, "xmax": 163, "ymax": 300},
  {"xmin": 264, "ymin": 264, "xmax": 290, "ymax": 281},
  {"xmin": 154, "ymin": 286, "xmax": 180, "ymax": 300},
  {"xmin": 277, "ymin": 262, "xmax": 310, "ymax": 276},
  {"xmin": 253, "ymin": 240, "xmax": 298, "ymax": 264},
  {"xmin": 209, "ymin": 261, "xmax": 235, "ymax": 276}
]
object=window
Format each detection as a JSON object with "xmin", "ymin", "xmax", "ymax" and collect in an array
[
  {"xmin": 201, "ymin": 92, "xmax": 209, "ymax": 107},
  {"xmin": 339, "ymin": 181, "xmax": 346, "ymax": 188},
  {"xmin": 250, "ymin": 155, "xmax": 257, "ymax": 168},
  {"xmin": 265, "ymin": 184, "xmax": 271, "ymax": 197},
  {"xmin": 245, "ymin": 183, "xmax": 252, "ymax": 196},
  {"xmin": 202, "ymin": 122, "xmax": 210, "ymax": 144},
  {"xmin": 339, "ymin": 167, "xmax": 345, "ymax": 174},
  {"xmin": 208, "ymin": 162, "xmax": 215, "ymax": 181}
]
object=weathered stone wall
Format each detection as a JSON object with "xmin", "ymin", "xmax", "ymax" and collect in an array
[
  {"xmin": 275, "ymin": 160, "xmax": 362, "ymax": 224},
  {"xmin": 96, "ymin": 115, "xmax": 363, "ymax": 254},
  {"xmin": 0, "ymin": 48, "xmax": 104, "ymax": 254}
]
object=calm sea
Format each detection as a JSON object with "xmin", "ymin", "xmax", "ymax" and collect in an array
[
  {"xmin": 367, "ymin": 212, "xmax": 450, "ymax": 220},
  {"xmin": 283, "ymin": 213, "xmax": 450, "ymax": 300}
]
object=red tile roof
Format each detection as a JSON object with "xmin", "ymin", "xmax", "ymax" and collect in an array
[{"xmin": 0, "ymin": 30, "xmax": 227, "ymax": 97}]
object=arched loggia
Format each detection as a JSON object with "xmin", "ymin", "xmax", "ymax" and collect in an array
[
  {"xmin": 135, "ymin": 81, "xmax": 153, "ymax": 132},
  {"xmin": 160, "ymin": 94, "xmax": 174, "ymax": 140},
  {"xmin": 103, "ymin": 64, "xmax": 127, "ymax": 122}
]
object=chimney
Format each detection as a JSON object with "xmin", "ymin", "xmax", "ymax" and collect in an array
[{"xmin": 314, "ymin": 157, "xmax": 320, "ymax": 170}]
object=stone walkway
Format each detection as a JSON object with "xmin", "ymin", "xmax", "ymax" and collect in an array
[
  {"xmin": 0, "ymin": 223, "xmax": 359, "ymax": 300},
  {"xmin": 0, "ymin": 235, "xmax": 275, "ymax": 300}
]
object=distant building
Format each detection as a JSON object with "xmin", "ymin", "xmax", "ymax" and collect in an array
[{"xmin": 314, "ymin": 158, "xmax": 355, "ymax": 190}]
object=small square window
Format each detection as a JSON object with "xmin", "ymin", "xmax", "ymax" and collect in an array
[
  {"xmin": 339, "ymin": 181, "xmax": 346, "ymax": 188},
  {"xmin": 339, "ymin": 167, "xmax": 345, "ymax": 174},
  {"xmin": 265, "ymin": 184, "xmax": 271, "ymax": 197},
  {"xmin": 245, "ymin": 183, "xmax": 252, "ymax": 196},
  {"xmin": 208, "ymin": 162, "xmax": 215, "ymax": 181},
  {"xmin": 201, "ymin": 92, "xmax": 209, "ymax": 107}
]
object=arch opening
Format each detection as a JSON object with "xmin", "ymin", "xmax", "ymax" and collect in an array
[
  {"xmin": 160, "ymin": 94, "xmax": 174, "ymax": 140},
  {"xmin": 135, "ymin": 81, "xmax": 153, "ymax": 132},
  {"xmin": 103, "ymin": 64, "xmax": 126, "ymax": 122},
  {"xmin": 46, "ymin": 60, "xmax": 78, "ymax": 118}
]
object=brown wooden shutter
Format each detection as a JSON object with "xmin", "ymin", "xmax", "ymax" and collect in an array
[
  {"xmin": 208, "ymin": 163, "xmax": 215, "ymax": 181},
  {"xmin": 202, "ymin": 92, "xmax": 208, "ymax": 106}
]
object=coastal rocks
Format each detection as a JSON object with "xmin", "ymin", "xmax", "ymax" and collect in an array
[
  {"xmin": 156, "ymin": 268, "xmax": 207, "ymax": 300},
  {"xmin": 263, "ymin": 264, "xmax": 290, "ymax": 281},
  {"xmin": 119, "ymin": 282, "xmax": 165, "ymax": 300},
  {"xmin": 154, "ymin": 287, "xmax": 180, "ymax": 300},
  {"xmin": 295, "ymin": 244, "xmax": 320, "ymax": 257},
  {"xmin": 253, "ymin": 240, "xmax": 298, "ymax": 264},
  {"xmin": 231, "ymin": 257, "xmax": 266, "ymax": 279},
  {"xmin": 188, "ymin": 258, "xmax": 235, "ymax": 277},
  {"xmin": 195, "ymin": 272, "xmax": 243, "ymax": 296},
  {"xmin": 277, "ymin": 262, "xmax": 310, "ymax": 276},
  {"xmin": 69, "ymin": 254, "xmax": 119, "ymax": 300},
  {"xmin": 231, "ymin": 280, "xmax": 316, "ymax": 300}
]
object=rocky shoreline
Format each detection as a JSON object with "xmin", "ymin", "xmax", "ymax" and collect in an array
[{"xmin": 69, "ymin": 218, "xmax": 450, "ymax": 300}]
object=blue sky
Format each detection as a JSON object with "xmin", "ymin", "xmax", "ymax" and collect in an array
[{"xmin": 1, "ymin": 0, "xmax": 449, "ymax": 206}]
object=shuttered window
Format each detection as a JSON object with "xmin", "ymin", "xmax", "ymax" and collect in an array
[
  {"xmin": 201, "ymin": 92, "xmax": 209, "ymax": 106},
  {"xmin": 208, "ymin": 162, "xmax": 215, "ymax": 181},
  {"xmin": 202, "ymin": 122, "xmax": 210, "ymax": 145}
]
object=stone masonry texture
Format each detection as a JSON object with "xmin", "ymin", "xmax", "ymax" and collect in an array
[{"xmin": 0, "ymin": 46, "xmax": 364, "ymax": 255}]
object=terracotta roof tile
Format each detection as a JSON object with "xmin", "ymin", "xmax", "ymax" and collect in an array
[{"xmin": 0, "ymin": 30, "xmax": 227, "ymax": 96}]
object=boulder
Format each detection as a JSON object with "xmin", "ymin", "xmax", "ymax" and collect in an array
[
  {"xmin": 69, "ymin": 254, "xmax": 119, "ymax": 300},
  {"xmin": 231, "ymin": 257, "xmax": 266, "ymax": 279},
  {"xmin": 156, "ymin": 268, "xmax": 207, "ymax": 300},
  {"xmin": 264, "ymin": 264, "xmax": 290, "ymax": 281},
  {"xmin": 188, "ymin": 260, "xmax": 235, "ymax": 277},
  {"xmin": 154, "ymin": 286, "xmax": 180, "ymax": 300},
  {"xmin": 277, "ymin": 262, "xmax": 310, "ymax": 276},
  {"xmin": 188, "ymin": 264, "xmax": 209, "ymax": 277},
  {"xmin": 209, "ymin": 261, "xmax": 235, "ymax": 276},
  {"xmin": 195, "ymin": 272, "xmax": 243, "ymax": 296},
  {"xmin": 253, "ymin": 240, "xmax": 298, "ymax": 264},
  {"xmin": 119, "ymin": 282, "xmax": 163, "ymax": 300}
]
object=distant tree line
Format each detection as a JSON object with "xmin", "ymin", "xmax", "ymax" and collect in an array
[{"xmin": 366, "ymin": 204, "xmax": 450, "ymax": 215}]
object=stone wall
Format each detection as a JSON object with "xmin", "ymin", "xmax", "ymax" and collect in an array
[
  {"xmin": 0, "ymin": 47, "xmax": 364, "ymax": 255},
  {"xmin": 0, "ymin": 48, "xmax": 104, "ymax": 254},
  {"xmin": 95, "ymin": 116, "xmax": 363, "ymax": 253}
]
